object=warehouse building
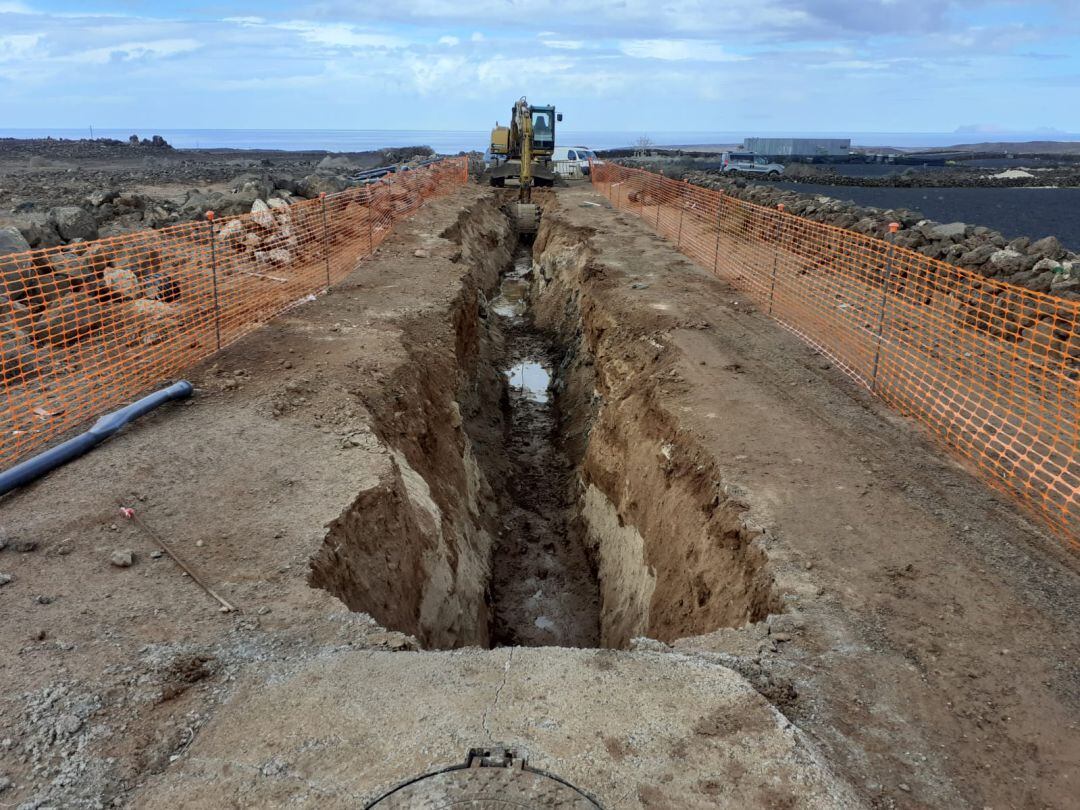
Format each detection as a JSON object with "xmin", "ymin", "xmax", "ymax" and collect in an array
[{"xmin": 743, "ymin": 137, "xmax": 851, "ymax": 159}]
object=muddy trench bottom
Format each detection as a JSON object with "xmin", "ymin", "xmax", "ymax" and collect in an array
[{"xmin": 488, "ymin": 246, "xmax": 601, "ymax": 647}]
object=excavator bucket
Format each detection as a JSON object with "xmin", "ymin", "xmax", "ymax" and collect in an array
[{"xmin": 512, "ymin": 203, "xmax": 539, "ymax": 234}]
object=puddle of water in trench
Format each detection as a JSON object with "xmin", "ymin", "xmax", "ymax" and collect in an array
[
  {"xmin": 492, "ymin": 278, "xmax": 530, "ymax": 318},
  {"xmin": 506, "ymin": 361, "xmax": 550, "ymax": 403},
  {"xmin": 495, "ymin": 253, "xmax": 552, "ymax": 403},
  {"xmin": 490, "ymin": 253, "xmax": 533, "ymax": 319}
]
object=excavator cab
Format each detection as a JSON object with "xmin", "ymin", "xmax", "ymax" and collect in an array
[{"xmin": 529, "ymin": 107, "xmax": 558, "ymax": 153}]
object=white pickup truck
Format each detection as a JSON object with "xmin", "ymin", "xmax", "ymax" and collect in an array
[{"xmin": 721, "ymin": 152, "xmax": 784, "ymax": 177}]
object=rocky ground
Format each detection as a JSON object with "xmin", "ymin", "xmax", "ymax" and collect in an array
[
  {"xmin": 678, "ymin": 170, "xmax": 1080, "ymax": 298},
  {"xmin": 776, "ymin": 162, "xmax": 1080, "ymax": 188},
  {"xmin": 0, "ymin": 136, "xmax": 434, "ymax": 247},
  {"xmin": 605, "ymin": 151, "xmax": 1080, "ymax": 297},
  {"xmin": 0, "ymin": 137, "xmax": 443, "ymax": 399}
]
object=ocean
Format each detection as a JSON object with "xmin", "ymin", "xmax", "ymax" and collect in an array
[{"xmin": 3, "ymin": 128, "xmax": 1077, "ymax": 154}]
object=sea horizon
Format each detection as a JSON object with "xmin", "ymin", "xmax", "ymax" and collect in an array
[{"xmin": 2, "ymin": 127, "xmax": 1078, "ymax": 154}]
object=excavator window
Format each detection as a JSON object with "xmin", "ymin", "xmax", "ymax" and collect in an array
[{"xmin": 532, "ymin": 112, "xmax": 554, "ymax": 148}]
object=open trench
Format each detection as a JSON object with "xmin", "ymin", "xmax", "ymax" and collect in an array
[
  {"xmin": 488, "ymin": 245, "xmax": 600, "ymax": 647},
  {"xmin": 307, "ymin": 192, "xmax": 779, "ymax": 650}
]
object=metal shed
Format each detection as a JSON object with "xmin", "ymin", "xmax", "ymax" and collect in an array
[{"xmin": 744, "ymin": 138, "xmax": 851, "ymax": 158}]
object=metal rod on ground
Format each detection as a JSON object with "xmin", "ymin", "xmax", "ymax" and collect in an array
[
  {"xmin": 871, "ymin": 223, "xmax": 901, "ymax": 392},
  {"xmin": 117, "ymin": 500, "xmax": 238, "ymax": 613},
  {"xmin": 768, "ymin": 205, "xmax": 785, "ymax": 315},
  {"xmin": 320, "ymin": 192, "xmax": 331, "ymax": 287},
  {"xmin": 207, "ymin": 211, "xmax": 221, "ymax": 350}
]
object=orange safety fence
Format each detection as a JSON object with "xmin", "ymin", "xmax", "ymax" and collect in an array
[
  {"xmin": 0, "ymin": 156, "xmax": 469, "ymax": 469},
  {"xmin": 591, "ymin": 161, "xmax": 1079, "ymax": 549}
]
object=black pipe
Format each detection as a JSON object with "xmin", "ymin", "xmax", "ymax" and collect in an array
[{"xmin": 0, "ymin": 380, "xmax": 193, "ymax": 497}]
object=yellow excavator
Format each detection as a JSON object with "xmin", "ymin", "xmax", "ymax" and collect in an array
[{"xmin": 489, "ymin": 97, "xmax": 561, "ymax": 232}]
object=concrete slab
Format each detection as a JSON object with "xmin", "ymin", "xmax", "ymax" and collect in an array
[{"xmin": 135, "ymin": 647, "xmax": 861, "ymax": 808}]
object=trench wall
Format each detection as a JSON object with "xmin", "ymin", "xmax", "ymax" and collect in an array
[
  {"xmin": 591, "ymin": 162, "xmax": 1080, "ymax": 549},
  {"xmin": 308, "ymin": 198, "xmax": 515, "ymax": 649},
  {"xmin": 531, "ymin": 207, "xmax": 780, "ymax": 647},
  {"xmin": 0, "ymin": 157, "xmax": 469, "ymax": 469}
]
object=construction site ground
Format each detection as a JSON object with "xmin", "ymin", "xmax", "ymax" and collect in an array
[{"xmin": 0, "ymin": 183, "xmax": 1077, "ymax": 810}]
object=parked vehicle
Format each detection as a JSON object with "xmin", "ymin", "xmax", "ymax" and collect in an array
[
  {"xmin": 553, "ymin": 146, "xmax": 599, "ymax": 176},
  {"xmin": 721, "ymin": 152, "xmax": 784, "ymax": 177}
]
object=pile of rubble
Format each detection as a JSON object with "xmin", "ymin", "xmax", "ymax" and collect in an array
[
  {"xmin": 0, "ymin": 168, "xmax": 433, "ymax": 383},
  {"xmin": 1, "ymin": 222, "xmax": 186, "ymax": 380},
  {"xmin": 684, "ymin": 172, "xmax": 1080, "ymax": 299},
  {"xmin": 3, "ymin": 152, "xmax": 433, "ymax": 250}
]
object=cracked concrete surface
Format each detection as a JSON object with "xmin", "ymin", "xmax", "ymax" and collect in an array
[
  {"xmin": 481, "ymin": 647, "xmax": 514, "ymax": 744},
  {"xmin": 134, "ymin": 647, "xmax": 862, "ymax": 808}
]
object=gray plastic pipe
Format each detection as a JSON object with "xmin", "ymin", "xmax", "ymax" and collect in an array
[{"xmin": 0, "ymin": 380, "xmax": 193, "ymax": 497}]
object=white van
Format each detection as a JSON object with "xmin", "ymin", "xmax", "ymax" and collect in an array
[{"xmin": 552, "ymin": 146, "xmax": 599, "ymax": 176}]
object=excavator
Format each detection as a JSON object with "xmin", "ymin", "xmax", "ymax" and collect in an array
[{"xmin": 488, "ymin": 97, "xmax": 561, "ymax": 233}]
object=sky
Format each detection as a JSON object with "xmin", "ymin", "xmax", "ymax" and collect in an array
[{"xmin": 2, "ymin": 0, "xmax": 1080, "ymax": 135}]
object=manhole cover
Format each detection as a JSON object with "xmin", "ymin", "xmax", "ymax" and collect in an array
[{"xmin": 366, "ymin": 746, "xmax": 603, "ymax": 808}]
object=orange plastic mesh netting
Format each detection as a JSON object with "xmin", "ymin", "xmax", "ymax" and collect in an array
[
  {"xmin": 591, "ymin": 161, "xmax": 1079, "ymax": 549},
  {"xmin": 0, "ymin": 157, "xmax": 468, "ymax": 469}
]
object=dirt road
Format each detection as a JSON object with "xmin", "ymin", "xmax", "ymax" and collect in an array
[{"xmin": 0, "ymin": 182, "xmax": 1076, "ymax": 809}]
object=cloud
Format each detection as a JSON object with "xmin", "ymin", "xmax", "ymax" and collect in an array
[
  {"xmin": 812, "ymin": 59, "xmax": 892, "ymax": 70},
  {"xmin": 72, "ymin": 39, "xmax": 203, "ymax": 64},
  {"xmin": 274, "ymin": 21, "xmax": 408, "ymax": 49},
  {"xmin": 620, "ymin": 39, "xmax": 750, "ymax": 62},
  {"xmin": 0, "ymin": 33, "xmax": 41, "ymax": 61},
  {"xmin": 405, "ymin": 55, "xmax": 470, "ymax": 93},
  {"xmin": 1, "ymin": 0, "xmax": 1077, "ymax": 133},
  {"xmin": 299, "ymin": 0, "xmax": 816, "ymax": 40}
]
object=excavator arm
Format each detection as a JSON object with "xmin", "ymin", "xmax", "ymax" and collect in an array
[{"xmin": 489, "ymin": 97, "xmax": 560, "ymax": 230}]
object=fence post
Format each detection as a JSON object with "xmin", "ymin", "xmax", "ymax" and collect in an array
[
  {"xmin": 713, "ymin": 193, "xmax": 724, "ymax": 274},
  {"xmin": 367, "ymin": 191, "xmax": 375, "ymax": 255},
  {"xmin": 870, "ymin": 222, "xmax": 901, "ymax": 391},
  {"xmin": 387, "ymin": 179, "xmax": 397, "ymax": 227},
  {"xmin": 655, "ymin": 178, "xmax": 662, "ymax": 229},
  {"xmin": 319, "ymin": 192, "xmax": 331, "ymax": 287},
  {"xmin": 768, "ymin": 204, "xmax": 785, "ymax": 315},
  {"xmin": 676, "ymin": 182, "xmax": 686, "ymax": 249},
  {"xmin": 206, "ymin": 211, "xmax": 221, "ymax": 351}
]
